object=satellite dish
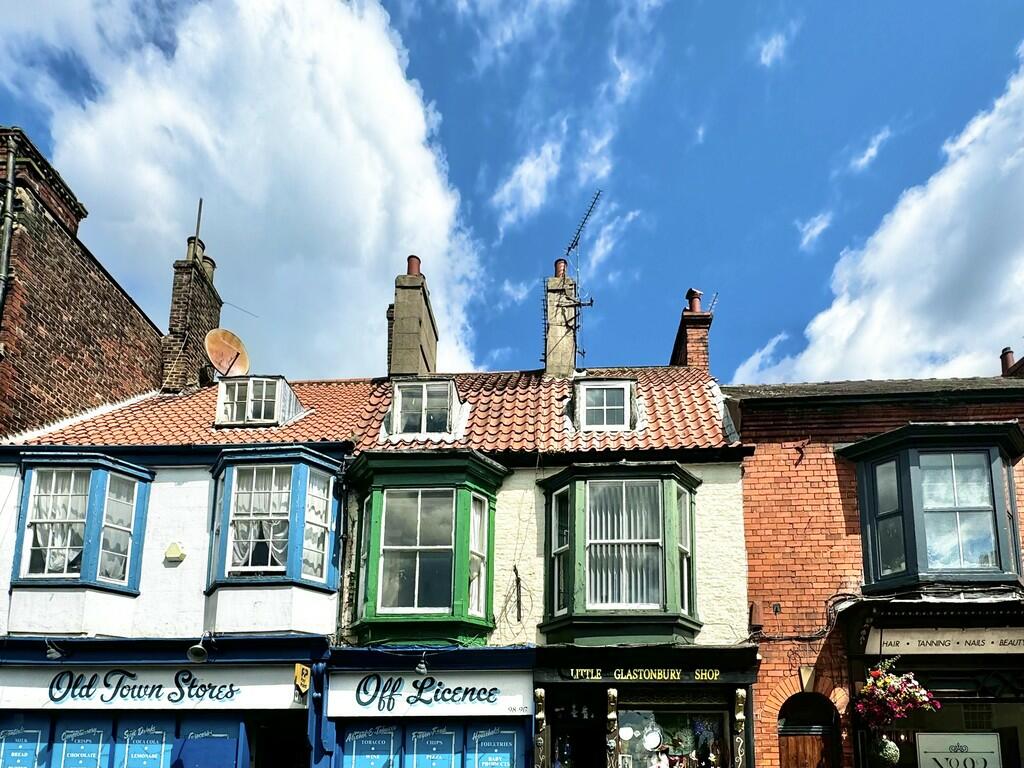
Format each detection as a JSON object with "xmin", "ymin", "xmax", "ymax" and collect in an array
[{"xmin": 204, "ymin": 328, "xmax": 251, "ymax": 377}]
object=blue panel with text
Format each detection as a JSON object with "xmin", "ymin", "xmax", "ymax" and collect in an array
[
  {"xmin": 465, "ymin": 725, "xmax": 522, "ymax": 768},
  {"xmin": 0, "ymin": 714, "xmax": 50, "ymax": 768},
  {"xmin": 113, "ymin": 718, "xmax": 174, "ymax": 768},
  {"xmin": 341, "ymin": 725, "xmax": 401, "ymax": 768},
  {"xmin": 405, "ymin": 725, "xmax": 462, "ymax": 768},
  {"xmin": 171, "ymin": 718, "xmax": 240, "ymax": 768},
  {"xmin": 50, "ymin": 718, "xmax": 113, "ymax": 768}
]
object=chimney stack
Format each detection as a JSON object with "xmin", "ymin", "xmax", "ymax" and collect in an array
[
  {"xmin": 669, "ymin": 288, "xmax": 712, "ymax": 371},
  {"xmin": 161, "ymin": 235, "xmax": 223, "ymax": 392},
  {"xmin": 387, "ymin": 255, "xmax": 438, "ymax": 376},
  {"xmin": 544, "ymin": 258, "xmax": 578, "ymax": 378},
  {"xmin": 1002, "ymin": 346, "xmax": 1023, "ymax": 377}
]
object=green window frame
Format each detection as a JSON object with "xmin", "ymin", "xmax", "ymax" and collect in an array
[
  {"xmin": 348, "ymin": 450, "xmax": 509, "ymax": 644},
  {"xmin": 539, "ymin": 462, "xmax": 701, "ymax": 645}
]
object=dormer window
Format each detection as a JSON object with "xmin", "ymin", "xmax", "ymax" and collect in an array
[
  {"xmin": 580, "ymin": 381, "xmax": 631, "ymax": 431},
  {"xmin": 215, "ymin": 376, "xmax": 302, "ymax": 427},
  {"xmin": 395, "ymin": 381, "xmax": 452, "ymax": 434}
]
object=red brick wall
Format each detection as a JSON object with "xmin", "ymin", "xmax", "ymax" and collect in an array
[
  {"xmin": 739, "ymin": 397, "xmax": 1024, "ymax": 768},
  {"xmin": 0, "ymin": 186, "xmax": 163, "ymax": 435}
]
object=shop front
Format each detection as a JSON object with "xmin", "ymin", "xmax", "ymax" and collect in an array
[
  {"xmin": 850, "ymin": 603, "xmax": 1024, "ymax": 768},
  {"xmin": 534, "ymin": 645, "xmax": 759, "ymax": 768},
  {"xmin": 0, "ymin": 637, "xmax": 325, "ymax": 768},
  {"xmin": 324, "ymin": 647, "xmax": 536, "ymax": 768}
]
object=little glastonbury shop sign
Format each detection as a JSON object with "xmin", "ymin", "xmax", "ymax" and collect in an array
[
  {"xmin": 328, "ymin": 670, "xmax": 533, "ymax": 718},
  {"xmin": 0, "ymin": 666, "xmax": 304, "ymax": 710}
]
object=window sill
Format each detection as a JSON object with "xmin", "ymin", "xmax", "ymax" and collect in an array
[
  {"xmin": 862, "ymin": 570, "xmax": 1024, "ymax": 595},
  {"xmin": 11, "ymin": 578, "xmax": 139, "ymax": 597},
  {"xmin": 540, "ymin": 610, "xmax": 702, "ymax": 645},
  {"xmin": 353, "ymin": 613, "xmax": 495, "ymax": 645},
  {"xmin": 206, "ymin": 575, "xmax": 337, "ymax": 595}
]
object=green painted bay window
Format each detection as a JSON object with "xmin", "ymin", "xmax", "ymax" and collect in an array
[
  {"xmin": 349, "ymin": 450, "xmax": 509, "ymax": 644},
  {"xmin": 539, "ymin": 462, "xmax": 701, "ymax": 645},
  {"xmin": 839, "ymin": 422, "xmax": 1024, "ymax": 592}
]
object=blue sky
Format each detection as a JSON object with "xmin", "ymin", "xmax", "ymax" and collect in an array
[{"xmin": 3, "ymin": 1, "xmax": 1024, "ymax": 383}]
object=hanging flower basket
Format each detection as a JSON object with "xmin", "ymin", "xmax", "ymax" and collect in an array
[{"xmin": 854, "ymin": 657, "xmax": 941, "ymax": 766}]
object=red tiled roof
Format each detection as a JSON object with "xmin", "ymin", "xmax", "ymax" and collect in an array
[{"xmin": 19, "ymin": 367, "xmax": 733, "ymax": 453}]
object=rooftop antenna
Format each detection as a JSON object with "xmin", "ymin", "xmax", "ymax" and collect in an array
[
  {"xmin": 566, "ymin": 190, "xmax": 600, "ymax": 361},
  {"xmin": 194, "ymin": 197, "xmax": 203, "ymax": 244},
  {"xmin": 707, "ymin": 291, "xmax": 719, "ymax": 313}
]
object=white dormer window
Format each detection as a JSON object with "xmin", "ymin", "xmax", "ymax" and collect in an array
[
  {"xmin": 395, "ymin": 381, "xmax": 452, "ymax": 434},
  {"xmin": 580, "ymin": 381, "xmax": 631, "ymax": 431},
  {"xmin": 216, "ymin": 376, "xmax": 302, "ymax": 427}
]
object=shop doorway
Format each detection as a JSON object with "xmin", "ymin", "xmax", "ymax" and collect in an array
[{"xmin": 778, "ymin": 692, "xmax": 839, "ymax": 768}]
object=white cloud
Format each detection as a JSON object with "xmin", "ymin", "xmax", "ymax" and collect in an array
[
  {"xmin": 452, "ymin": 0, "xmax": 574, "ymax": 71},
  {"xmin": 498, "ymin": 278, "xmax": 536, "ymax": 308},
  {"xmin": 850, "ymin": 126, "xmax": 893, "ymax": 173},
  {"xmin": 795, "ymin": 211, "xmax": 833, "ymax": 251},
  {"xmin": 756, "ymin": 22, "xmax": 799, "ymax": 69},
  {"xmin": 695, "ymin": 124, "xmax": 706, "ymax": 145},
  {"xmin": 583, "ymin": 206, "xmax": 641, "ymax": 281},
  {"xmin": 1, "ymin": 0, "xmax": 480, "ymax": 377},
  {"xmin": 491, "ymin": 127, "xmax": 565, "ymax": 235},
  {"xmin": 733, "ymin": 47, "xmax": 1024, "ymax": 384},
  {"xmin": 731, "ymin": 332, "xmax": 788, "ymax": 384}
]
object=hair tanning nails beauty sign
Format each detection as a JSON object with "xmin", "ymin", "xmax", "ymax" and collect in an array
[{"xmin": 328, "ymin": 671, "xmax": 534, "ymax": 718}]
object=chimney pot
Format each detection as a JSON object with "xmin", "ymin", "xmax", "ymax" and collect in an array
[
  {"xmin": 685, "ymin": 287, "xmax": 703, "ymax": 313},
  {"xmin": 187, "ymin": 236, "xmax": 206, "ymax": 262},
  {"xmin": 1001, "ymin": 347, "xmax": 1016, "ymax": 375},
  {"xmin": 554, "ymin": 258, "xmax": 567, "ymax": 278},
  {"xmin": 407, "ymin": 254, "xmax": 421, "ymax": 276},
  {"xmin": 201, "ymin": 254, "xmax": 216, "ymax": 283}
]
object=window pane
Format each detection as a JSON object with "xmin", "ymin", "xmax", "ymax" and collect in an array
[
  {"xmin": 585, "ymin": 388, "xmax": 604, "ymax": 407},
  {"xmin": 469, "ymin": 554, "xmax": 484, "ymax": 615},
  {"xmin": 302, "ymin": 551, "xmax": 325, "ymax": 579},
  {"xmin": 419, "ymin": 490, "xmax": 453, "ymax": 546},
  {"xmin": 604, "ymin": 387, "xmax": 625, "ymax": 407},
  {"xmin": 677, "ymin": 486, "xmax": 690, "ymax": 552},
  {"xmin": 424, "ymin": 409, "xmax": 448, "ymax": 432},
  {"xmin": 624, "ymin": 482, "xmax": 659, "ymax": 540},
  {"xmin": 425, "ymin": 384, "xmax": 449, "ymax": 409},
  {"xmin": 383, "ymin": 491, "xmax": 418, "ymax": 545},
  {"xmin": 679, "ymin": 552, "xmax": 690, "ymax": 613},
  {"xmin": 399, "ymin": 386, "xmax": 423, "ymax": 433},
  {"xmin": 471, "ymin": 496, "xmax": 486, "ymax": 552},
  {"xmin": 875, "ymin": 461, "xmax": 899, "ymax": 515},
  {"xmin": 105, "ymin": 498, "xmax": 133, "ymax": 529},
  {"xmin": 622, "ymin": 543, "xmax": 661, "ymax": 605},
  {"xmin": 877, "ymin": 515, "xmax": 906, "ymax": 576},
  {"xmin": 554, "ymin": 552, "xmax": 568, "ymax": 611},
  {"xmin": 589, "ymin": 481, "xmax": 623, "ymax": 541},
  {"xmin": 99, "ymin": 552, "xmax": 127, "ymax": 582},
  {"xmin": 584, "ymin": 407, "xmax": 604, "ymax": 426},
  {"xmin": 417, "ymin": 550, "xmax": 453, "ymax": 608},
  {"xmin": 925, "ymin": 512, "xmax": 960, "ymax": 569},
  {"xmin": 954, "ymin": 453, "xmax": 992, "ymax": 508},
  {"xmin": 101, "ymin": 528, "xmax": 131, "ymax": 556},
  {"xmin": 605, "ymin": 407, "xmax": 626, "ymax": 426},
  {"xmin": 555, "ymin": 492, "xmax": 570, "ymax": 549},
  {"xmin": 921, "ymin": 453, "xmax": 955, "ymax": 509},
  {"xmin": 960, "ymin": 511, "xmax": 997, "ymax": 568},
  {"xmin": 380, "ymin": 551, "xmax": 416, "ymax": 608},
  {"xmin": 588, "ymin": 543, "xmax": 621, "ymax": 604}
]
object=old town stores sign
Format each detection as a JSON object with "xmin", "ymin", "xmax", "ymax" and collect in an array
[
  {"xmin": 328, "ymin": 671, "xmax": 534, "ymax": 718},
  {"xmin": 0, "ymin": 666, "xmax": 304, "ymax": 710}
]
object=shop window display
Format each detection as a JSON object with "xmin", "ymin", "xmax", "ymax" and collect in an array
[{"xmin": 617, "ymin": 711, "xmax": 728, "ymax": 768}]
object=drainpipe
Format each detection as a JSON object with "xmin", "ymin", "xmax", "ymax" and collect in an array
[{"xmin": 0, "ymin": 133, "xmax": 16, "ymax": 326}]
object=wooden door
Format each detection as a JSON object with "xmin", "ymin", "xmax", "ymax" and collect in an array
[{"xmin": 779, "ymin": 733, "xmax": 833, "ymax": 768}]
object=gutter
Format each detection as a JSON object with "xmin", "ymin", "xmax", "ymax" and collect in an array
[{"xmin": 0, "ymin": 133, "xmax": 15, "ymax": 333}]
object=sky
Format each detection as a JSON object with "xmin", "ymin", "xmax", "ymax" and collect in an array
[{"xmin": 2, "ymin": 1, "xmax": 1024, "ymax": 384}]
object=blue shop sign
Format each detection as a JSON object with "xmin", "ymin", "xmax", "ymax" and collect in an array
[
  {"xmin": 343, "ymin": 725, "xmax": 400, "ymax": 768},
  {"xmin": 0, "ymin": 716, "xmax": 49, "ymax": 768},
  {"xmin": 171, "ymin": 718, "xmax": 245, "ymax": 768},
  {"xmin": 51, "ymin": 718, "xmax": 112, "ymax": 768},
  {"xmin": 407, "ymin": 726, "xmax": 462, "ymax": 768},
  {"xmin": 466, "ymin": 726, "xmax": 519, "ymax": 768},
  {"xmin": 113, "ymin": 718, "xmax": 174, "ymax": 768}
]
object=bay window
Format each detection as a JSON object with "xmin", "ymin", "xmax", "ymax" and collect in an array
[
  {"xmin": 210, "ymin": 446, "xmax": 341, "ymax": 590},
  {"xmin": 350, "ymin": 450, "xmax": 508, "ymax": 644},
  {"xmin": 13, "ymin": 454, "xmax": 153, "ymax": 594},
  {"xmin": 840, "ymin": 422, "xmax": 1024, "ymax": 592},
  {"xmin": 540, "ymin": 462, "xmax": 701, "ymax": 645}
]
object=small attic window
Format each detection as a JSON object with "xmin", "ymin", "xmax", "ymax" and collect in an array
[
  {"xmin": 215, "ymin": 376, "xmax": 302, "ymax": 427},
  {"xmin": 579, "ymin": 381, "xmax": 631, "ymax": 432},
  {"xmin": 394, "ymin": 380, "xmax": 454, "ymax": 435}
]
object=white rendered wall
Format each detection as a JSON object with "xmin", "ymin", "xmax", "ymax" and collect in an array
[{"xmin": 0, "ymin": 465, "xmax": 337, "ymax": 638}]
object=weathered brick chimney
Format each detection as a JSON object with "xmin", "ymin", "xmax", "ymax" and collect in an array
[
  {"xmin": 0, "ymin": 127, "xmax": 88, "ymax": 235},
  {"xmin": 161, "ymin": 236, "xmax": 222, "ymax": 392},
  {"xmin": 1001, "ymin": 346, "xmax": 1023, "ymax": 377},
  {"xmin": 387, "ymin": 255, "xmax": 438, "ymax": 376},
  {"xmin": 544, "ymin": 258, "xmax": 578, "ymax": 378},
  {"xmin": 669, "ymin": 288, "xmax": 712, "ymax": 371}
]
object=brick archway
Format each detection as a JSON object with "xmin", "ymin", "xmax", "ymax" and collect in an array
[{"xmin": 762, "ymin": 674, "xmax": 849, "ymax": 723}]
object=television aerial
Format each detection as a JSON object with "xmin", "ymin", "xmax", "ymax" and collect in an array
[{"xmin": 203, "ymin": 328, "xmax": 251, "ymax": 377}]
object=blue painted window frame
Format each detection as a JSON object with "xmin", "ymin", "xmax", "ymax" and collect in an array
[
  {"xmin": 208, "ymin": 446, "xmax": 342, "ymax": 593},
  {"xmin": 11, "ymin": 453, "xmax": 154, "ymax": 596}
]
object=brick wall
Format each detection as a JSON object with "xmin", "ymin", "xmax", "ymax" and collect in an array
[
  {"xmin": 0, "ymin": 185, "xmax": 163, "ymax": 436},
  {"xmin": 160, "ymin": 253, "xmax": 222, "ymax": 392},
  {"xmin": 738, "ymin": 396, "xmax": 1024, "ymax": 768}
]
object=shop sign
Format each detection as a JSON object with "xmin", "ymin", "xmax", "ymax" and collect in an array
[
  {"xmin": 917, "ymin": 733, "xmax": 1001, "ymax": 768},
  {"xmin": 0, "ymin": 666, "xmax": 304, "ymax": 710},
  {"xmin": 560, "ymin": 668, "xmax": 722, "ymax": 682},
  {"xmin": 866, "ymin": 628, "xmax": 1024, "ymax": 655},
  {"xmin": 328, "ymin": 671, "xmax": 533, "ymax": 718}
]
